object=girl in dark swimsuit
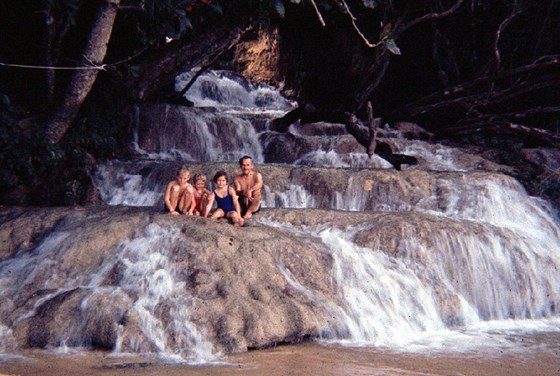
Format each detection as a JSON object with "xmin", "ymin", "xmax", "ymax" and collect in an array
[{"xmin": 203, "ymin": 171, "xmax": 244, "ymax": 227}]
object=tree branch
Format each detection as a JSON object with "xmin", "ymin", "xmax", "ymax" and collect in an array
[
  {"xmin": 400, "ymin": 0, "xmax": 465, "ymax": 33},
  {"xmin": 493, "ymin": 8, "xmax": 521, "ymax": 70},
  {"xmin": 366, "ymin": 101, "xmax": 378, "ymax": 158},
  {"xmin": 339, "ymin": 0, "xmax": 384, "ymax": 48},
  {"xmin": 309, "ymin": 0, "xmax": 326, "ymax": 27},
  {"xmin": 173, "ymin": 26, "xmax": 252, "ymax": 102},
  {"xmin": 395, "ymin": 57, "xmax": 560, "ymax": 115}
]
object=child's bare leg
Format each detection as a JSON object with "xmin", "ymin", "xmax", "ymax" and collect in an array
[
  {"xmin": 211, "ymin": 208, "xmax": 225, "ymax": 219},
  {"xmin": 184, "ymin": 191, "xmax": 196, "ymax": 215},
  {"xmin": 199, "ymin": 196, "xmax": 209, "ymax": 217},
  {"xmin": 168, "ymin": 191, "xmax": 180, "ymax": 215},
  {"xmin": 177, "ymin": 193, "xmax": 189, "ymax": 214},
  {"xmin": 227, "ymin": 212, "xmax": 244, "ymax": 227}
]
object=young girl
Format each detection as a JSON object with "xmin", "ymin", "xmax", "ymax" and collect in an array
[
  {"xmin": 192, "ymin": 173, "xmax": 212, "ymax": 216},
  {"xmin": 164, "ymin": 166, "xmax": 195, "ymax": 215},
  {"xmin": 204, "ymin": 171, "xmax": 244, "ymax": 227}
]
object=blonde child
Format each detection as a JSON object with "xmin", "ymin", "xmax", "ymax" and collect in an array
[
  {"xmin": 203, "ymin": 171, "xmax": 244, "ymax": 227},
  {"xmin": 164, "ymin": 166, "xmax": 195, "ymax": 215},
  {"xmin": 192, "ymin": 173, "xmax": 212, "ymax": 216}
]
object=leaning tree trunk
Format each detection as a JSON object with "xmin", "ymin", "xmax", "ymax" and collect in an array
[
  {"xmin": 128, "ymin": 23, "xmax": 252, "ymax": 104},
  {"xmin": 44, "ymin": 0, "xmax": 121, "ymax": 144}
]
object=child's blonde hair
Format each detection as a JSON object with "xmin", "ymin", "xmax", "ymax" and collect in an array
[
  {"xmin": 176, "ymin": 165, "xmax": 190, "ymax": 177},
  {"xmin": 193, "ymin": 173, "xmax": 207, "ymax": 183}
]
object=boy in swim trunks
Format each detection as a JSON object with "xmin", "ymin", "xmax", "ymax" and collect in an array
[
  {"xmin": 204, "ymin": 171, "xmax": 244, "ymax": 227},
  {"xmin": 233, "ymin": 155, "xmax": 263, "ymax": 219},
  {"xmin": 164, "ymin": 166, "xmax": 195, "ymax": 215}
]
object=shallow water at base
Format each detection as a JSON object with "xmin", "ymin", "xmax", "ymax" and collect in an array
[{"xmin": 2, "ymin": 333, "xmax": 560, "ymax": 376}]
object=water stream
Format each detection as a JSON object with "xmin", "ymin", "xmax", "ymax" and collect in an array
[
  {"xmin": 1, "ymin": 70, "xmax": 559, "ymax": 367},
  {"xmin": 93, "ymin": 70, "xmax": 560, "ymax": 353}
]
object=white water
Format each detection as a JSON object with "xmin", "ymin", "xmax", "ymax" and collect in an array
[
  {"xmin": 111, "ymin": 224, "xmax": 217, "ymax": 362},
  {"xmin": 294, "ymin": 150, "xmax": 393, "ymax": 169},
  {"xmin": 173, "ymin": 70, "xmax": 560, "ymax": 352},
  {"xmin": 132, "ymin": 107, "xmax": 266, "ymax": 163},
  {"xmin": 0, "ymin": 223, "xmax": 219, "ymax": 362},
  {"xmin": 175, "ymin": 70, "xmax": 296, "ymax": 112},
  {"xmin": 4, "ymin": 70, "xmax": 560, "ymax": 364},
  {"xmin": 259, "ymin": 208, "xmax": 560, "ymax": 352}
]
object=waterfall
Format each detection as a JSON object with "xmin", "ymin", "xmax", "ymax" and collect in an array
[
  {"xmin": 128, "ymin": 70, "xmax": 296, "ymax": 163},
  {"xmin": 175, "ymin": 70, "xmax": 295, "ymax": 112},
  {"xmin": 260, "ymin": 205, "xmax": 560, "ymax": 349},
  {"xmin": 110, "ymin": 223, "xmax": 217, "ymax": 362},
  {"xmin": 94, "ymin": 69, "xmax": 560, "ymax": 343},
  {"xmin": 2, "ymin": 69, "xmax": 559, "ymax": 362},
  {"xmin": 0, "ymin": 221, "xmax": 219, "ymax": 362},
  {"xmin": 132, "ymin": 107, "xmax": 266, "ymax": 163}
]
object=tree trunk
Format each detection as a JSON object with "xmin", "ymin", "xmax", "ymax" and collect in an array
[
  {"xmin": 44, "ymin": 0, "xmax": 121, "ymax": 144},
  {"xmin": 128, "ymin": 23, "xmax": 250, "ymax": 104}
]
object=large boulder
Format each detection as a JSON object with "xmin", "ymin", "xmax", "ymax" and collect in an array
[{"xmin": 1, "ymin": 204, "xmax": 557, "ymax": 358}]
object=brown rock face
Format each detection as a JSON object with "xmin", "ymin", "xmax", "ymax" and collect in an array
[
  {"xmin": 235, "ymin": 28, "xmax": 283, "ymax": 88},
  {"xmin": 0, "ymin": 206, "xmax": 339, "ymax": 356},
  {"xmin": 1, "ymin": 200, "xmax": 558, "ymax": 358}
]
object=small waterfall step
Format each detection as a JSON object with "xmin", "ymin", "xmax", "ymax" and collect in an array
[{"xmin": 94, "ymin": 159, "xmax": 544, "ymax": 228}]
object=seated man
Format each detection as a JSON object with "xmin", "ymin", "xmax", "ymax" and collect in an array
[{"xmin": 233, "ymin": 155, "xmax": 263, "ymax": 219}]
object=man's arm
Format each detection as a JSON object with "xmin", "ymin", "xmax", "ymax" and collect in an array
[
  {"xmin": 249, "ymin": 172, "xmax": 263, "ymax": 196},
  {"xmin": 234, "ymin": 175, "xmax": 249, "ymax": 207}
]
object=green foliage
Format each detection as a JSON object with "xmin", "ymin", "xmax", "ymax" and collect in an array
[
  {"xmin": 110, "ymin": 0, "xmax": 226, "ymax": 62},
  {"xmin": 49, "ymin": 0, "xmax": 83, "ymax": 25},
  {"xmin": 68, "ymin": 111, "xmax": 118, "ymax": 159},
  {"xmin": 60, "ymin": 0, "xmax": 81, "ymax": 10},
  {"xmin": 207, "ymin": 2, "xmax": 223, "ymax": 15},
  {"xmin": 0, "ymin": 89, "xmax": 118, "ymax": 205},
  {"xmin": 0, "ymin": 95, "xmax": 65, "ymax": 187}
]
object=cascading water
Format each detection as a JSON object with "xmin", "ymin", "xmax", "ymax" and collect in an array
[
  {"xmin": 262, "ymin": 211, "xmax": 560, "ymax": 349},
  {"xmin": 130, "ymin": 70, "xmax": 295, "ymax": 163},
  {"xmin": 99, "ymin": 70, "xmax": 560, "ymax": 344},
  {"xmin": 2, "ymin": 70, "xmax": 559, "ymax": 366},
  {"xmin": 0, "ymin": 220, "xmax": 218, "ymax": 362},
  {"xmin": 110, "ymin": 223, "xmax": 217, "ymax": 362}
]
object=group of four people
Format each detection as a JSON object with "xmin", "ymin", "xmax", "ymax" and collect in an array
[{"xmin": 164, "ymin": 155, "xmax": 263, "ymax": 227}]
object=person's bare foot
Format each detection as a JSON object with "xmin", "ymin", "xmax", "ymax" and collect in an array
[{"xmin": 244, "ymin": 212, "xmax": 253, "ymax": 219}]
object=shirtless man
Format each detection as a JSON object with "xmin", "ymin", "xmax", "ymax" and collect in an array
[{"xmin": 233, "ymin": 155, "xmax": 263, "ymax": 219}]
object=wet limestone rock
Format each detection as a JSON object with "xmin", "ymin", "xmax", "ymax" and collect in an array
[
  {"xmin": 0, "ymin": 206, "xmax": 338, "ymax": 355},
  {"xmin": 1, "ymin": 204, "xmax": 524, "ymax": 354}
]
